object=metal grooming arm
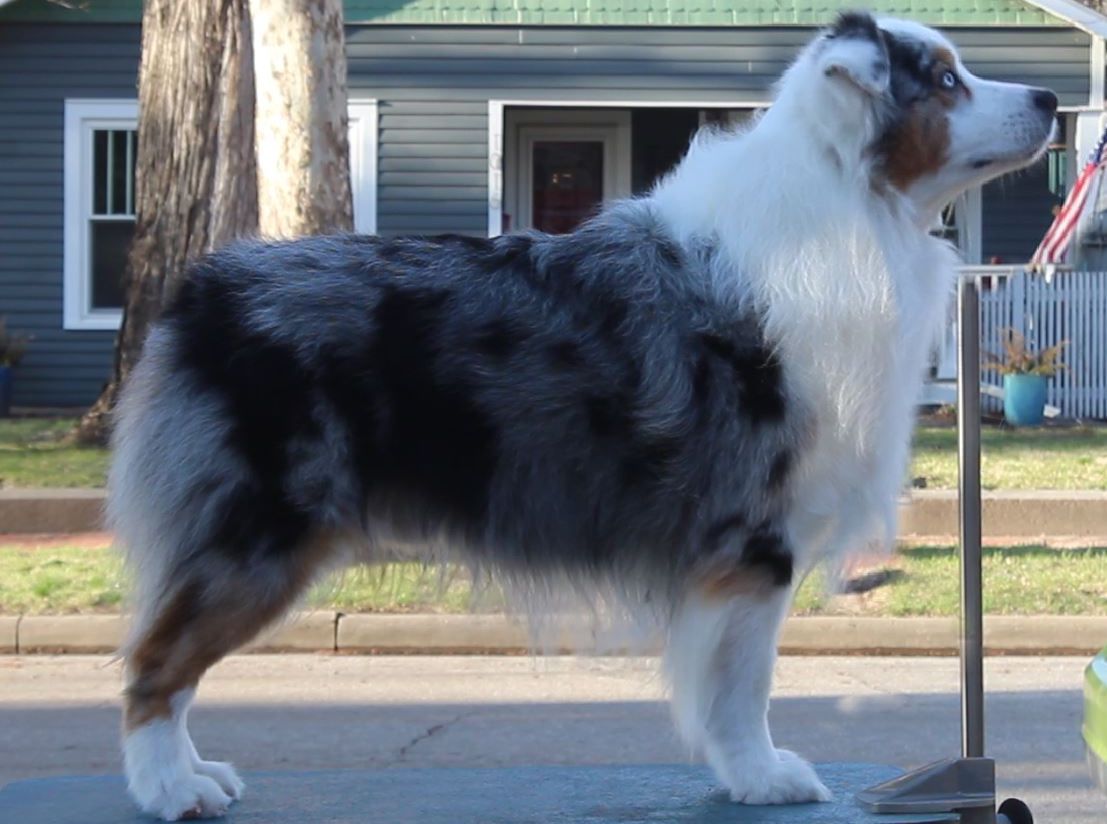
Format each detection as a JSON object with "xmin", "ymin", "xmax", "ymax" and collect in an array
[{"xmin": 855, "ymin": 277, "xmax": 1017, "ymax": 824}]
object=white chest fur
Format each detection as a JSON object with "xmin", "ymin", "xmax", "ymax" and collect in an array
[
  {"xmin": 650, "ymin": 117, "xmax": 960, "ymax": 564},
  {"xmin": 763, "ymin": 215, "xmax": 959, "ymax": 564}
]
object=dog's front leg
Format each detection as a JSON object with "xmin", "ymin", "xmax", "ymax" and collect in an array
[{"xmin": 664, "ymin": 586, "xmax": 832, "ymax": 804}]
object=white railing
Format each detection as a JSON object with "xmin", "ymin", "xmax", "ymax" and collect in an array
[{"xmin": 933, "ymin": 266, "xmax": 1107, "ymax": 420}]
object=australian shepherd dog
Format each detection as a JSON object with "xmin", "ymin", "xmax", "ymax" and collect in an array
[{"xmin": 110, "ymin": 12, "xmax": 1056, "ymax": 819}]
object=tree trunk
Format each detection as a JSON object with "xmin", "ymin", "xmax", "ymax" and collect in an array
[
  {"xmin": 75, "ymin": 0, "xmax": 257, "ymax": 445},
  {"xmin": 250, "ymin": 0, "xmax": 353, "ymax": 237}
]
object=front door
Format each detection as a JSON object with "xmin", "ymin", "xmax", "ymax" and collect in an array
[{"xmin": 505, "ymin": 109, "xmax": 631, "ymax": 234}]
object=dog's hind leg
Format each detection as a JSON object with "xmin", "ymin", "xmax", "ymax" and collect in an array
[
  {"xmin": 664, "ymin": 582, "xmax": 832, "ymax": 805},
  {"xmin": 121, "ymin": 535, "xmax": 336, "ymax": 821}
]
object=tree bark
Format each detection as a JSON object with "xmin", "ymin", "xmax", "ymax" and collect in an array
[
  {"xmin": 250, "ymin": 0, "xmax": 353, "ymax": 237},
  {"xmin": 75, "ymin": 0, "xmax": 257, "ymax": 445}
]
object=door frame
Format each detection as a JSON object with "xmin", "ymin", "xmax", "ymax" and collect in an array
[
  {"xmin": 505, "ymin": 108, "xmax": 631, "ymax": 233},
  {"xmin": 488, "ymin": 99, "xmax": 765, "ymax": 237}
]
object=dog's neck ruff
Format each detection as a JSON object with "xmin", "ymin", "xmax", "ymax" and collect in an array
[{"xmin": 651, "ymin": 106, "xmax": 958, "ymax": 564}]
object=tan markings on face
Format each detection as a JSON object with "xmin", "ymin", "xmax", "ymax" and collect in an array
[{"xmin": 882, "ymin": 97, "xmax": 952, "ymax": 191}]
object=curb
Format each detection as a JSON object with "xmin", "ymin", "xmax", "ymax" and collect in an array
[
  {"xmin": 0, "ymin": 615, "xmax": 18, "ymax": 654},
  {"xmin": 0, "ymin": 489, "xmax": 105, "ymax": 533},
  {"xmin": 4, "ymin": 489, "xmax": 1107, "ymax": 539},
  {"xmin": 0, "ymin": 489, "xmax": 106, "ymax": 534},
  {"xmin": 5, "ymin": 613, "xmax": 1105, "ymax": 656},
  {"xmin": 778, "ymin": 615, "xmax": 1107, "ymax": 656},
  {"xmin": 337, "ymin": 613, "xmax": 529, "ymax": 653},
  {"xmin": 900, "ymin": 490, "xmax": 1107, "ymax": 540},
  {"xmin": 13, "ymin": 611, "xmax": 340, "ymax": 654}
]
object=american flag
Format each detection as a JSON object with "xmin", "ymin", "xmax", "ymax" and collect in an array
[{"xmin": 1029, "ymin": 125, "xmax": 1107, "ymax": 268}]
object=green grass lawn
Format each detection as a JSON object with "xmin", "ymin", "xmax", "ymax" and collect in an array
[
  {"xmin": 0, "ymin": 543, "xmax": 498, "ymax": 615},
  {"xmin": 2, "ymin": 541, "xmax": 1104, "ymax": 617},
  {"xmin": 911, "ymin": 424, "xmax": 1107, "ymax": 490},
  {"xmin": 792, "ymin": 544, "xmax": 1107, "ymax": 616},
  {"xmin": 0, "ymin": 418, "xmax": 109, "ymax": 488},
  {"xmin": 0, "ymin": 417, "xmax": 1104, "ymax": 491}
]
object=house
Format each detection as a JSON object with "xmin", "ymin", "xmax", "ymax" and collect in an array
[{"xmin": 2, "ymin": 0, "xmax": 1106, "ymax": 408}]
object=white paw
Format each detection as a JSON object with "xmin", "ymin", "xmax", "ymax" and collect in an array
[
  {"xmin": 131, "ymin": 771, "xmax": 233, "ymax": 821},
  {"xmin": 717, "ymin": 748, "xmax": 833, "ymax": 805},
  {"xmin": 193, "ymin": 759, "xmax": 245, "ymax": 801}
]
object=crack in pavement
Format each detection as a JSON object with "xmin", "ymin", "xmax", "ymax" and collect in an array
[{"xmin": 395, "ymin": 711, "xmax": 475, "ymax": 762}]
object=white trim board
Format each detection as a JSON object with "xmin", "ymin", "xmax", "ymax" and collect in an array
[
  {"xmin": 1090, "ymin": 35, "xmax": 1105, "ymax": 108},
  {"xmin": 347, "ymin": 99, "xmax": 379, "ymax": 235},
  {"xmin": 1023, "ymin": 0, "xmax": 1107, "ymax": 39}
]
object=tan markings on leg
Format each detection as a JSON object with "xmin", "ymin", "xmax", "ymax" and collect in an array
[
  {"xmin": 124, "ymin": 581, "xmax": 204, "ymax": 731},
  {"xmin": 695, "ymin": 557, "xmax": 780, "ymax": 600},
  {"xmin": 123, "ymin": 531, "xmax": 341, "ymax": 732}
]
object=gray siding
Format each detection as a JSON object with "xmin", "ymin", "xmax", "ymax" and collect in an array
[
  {"xmin": 0, "ymin": 23, "xmax": 139, "ymax": 408},
  {"xmin": 353, "ymin": 26, "xmax": 1091, "ymax": 235},
  {"xmin": 0, "ymin": 22, "xmax": 1093, "ymax": 406}
]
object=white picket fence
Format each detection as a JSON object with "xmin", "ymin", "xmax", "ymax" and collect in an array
[{"xmin": 954, "ymin": 266, "xmax": 1107, "ymax": 420}]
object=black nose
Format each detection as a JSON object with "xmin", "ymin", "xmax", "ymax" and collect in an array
[{"xmin": 1032, "ymin": 88, "xmax": 1058, "ymax": 113}]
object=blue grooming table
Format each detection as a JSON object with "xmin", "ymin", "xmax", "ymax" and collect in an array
[{"xmin": 0, "ymin": 763, "xmax": 961, "ymax": 823}]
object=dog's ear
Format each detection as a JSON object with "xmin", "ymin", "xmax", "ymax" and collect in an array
[{"xmin": 821, "ymin": 12, "xmax": 890, "ymax": 97}]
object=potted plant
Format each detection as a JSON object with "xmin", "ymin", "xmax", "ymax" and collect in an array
[
  {"xmin": 985, "ymin": 328, "xmax": 1066, "ymax": 427},
  {"xmin": 0, "ymin": 316, "xmax": 31, "ymax": 418}
]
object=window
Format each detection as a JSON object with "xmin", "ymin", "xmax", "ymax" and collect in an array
[
  {"xmin": 64, "ymin": 100, "xmax": 138, "ymax": 330},
  {"xmin": 64, "ymin": 98, "xmax": 378, "ymax": 331}
]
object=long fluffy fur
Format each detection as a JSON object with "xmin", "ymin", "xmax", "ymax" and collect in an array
[
  {"xmin": 111, "ymin": 12, "xmax": 1058, "ymax": 819},
  {"xmin": 112, "ymin": 208, "xmax": 809, "ymax": 628}
]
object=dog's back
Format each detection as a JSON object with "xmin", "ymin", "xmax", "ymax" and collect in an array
[{"xmin": 110, "ymin": 203, "xmax": 801, "ymax": 655}]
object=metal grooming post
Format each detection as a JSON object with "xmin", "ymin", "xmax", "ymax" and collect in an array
[
  {"xmin": 958, "ymin": 276, "xmax": 985, "ymax": 762},
  {"xmin": 856, "ymin": 275, "xmax": 1005, "ymax": 824}
]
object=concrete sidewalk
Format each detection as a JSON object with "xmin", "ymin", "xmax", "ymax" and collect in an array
[
  {"xmin": 4, "ymin": 487, "xmax": 1107, "ymax": 537},
  {"xmin": 3, "ymin": 612, "xmax": 1104, "ymax": 656}
]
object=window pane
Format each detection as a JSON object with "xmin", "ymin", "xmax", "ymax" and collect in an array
[
  {"xmin": 90, "ymin": 219, "xmax": 133, "ymax": 310},
  {"xmin": 532, "ymin": 140, "xmax": 603, "ymax": 234},
  {"xmin": 92, "ymin": 128, "xmax": 136, "ymax": 216},
  {"xmin": 93, "ymin": 130, "xmax": 108, "ymax": 215},
  {"xmin": 111, "ymin": 130, "xmax": 129, "ymax": 214}
]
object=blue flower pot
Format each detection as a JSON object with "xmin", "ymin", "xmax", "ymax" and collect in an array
[
  {"xmin": 1003, "ymin": 373, "xmax": 1048, "ymax": 427},
  {"xmin": 0, "ymin": 366, "xmax": 11, "ymax": 417}
]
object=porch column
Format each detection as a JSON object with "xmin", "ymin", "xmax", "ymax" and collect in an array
[{"xmin": 1075, "ymin": 35, "xmax": 1106, "ymax": 163}]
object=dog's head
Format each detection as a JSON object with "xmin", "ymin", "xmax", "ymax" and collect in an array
[{"xmin": 794, "ymin": 12, "xmax": 1057, "ymax": 213}]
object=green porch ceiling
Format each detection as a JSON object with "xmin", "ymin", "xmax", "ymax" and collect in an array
[{"xmin": 0, "ymin": 0, "xmax": 1068, "ymax": 26}]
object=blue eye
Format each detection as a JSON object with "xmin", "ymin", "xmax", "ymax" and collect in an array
[{"xmin": 940, "ymin": 70, "xmax": 959, "ymax": 90}]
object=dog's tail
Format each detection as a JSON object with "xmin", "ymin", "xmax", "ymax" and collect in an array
[
  {"xmin": 108, "ymin": 325, "xmax": 213, "ymax": 654},
  {"xmin": 111, "ymin": 320, "xmax": 338, "ymax": 733}
]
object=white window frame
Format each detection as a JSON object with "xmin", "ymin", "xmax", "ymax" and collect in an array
[
  {"xmin": 63, "ymin": 98, "xmax": 379, "ymax": 331},
  {"xmin": 64, "ymin": 99, "xmax": 138, "ymax": 330}
]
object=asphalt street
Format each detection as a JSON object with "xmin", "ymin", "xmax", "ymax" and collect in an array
[{"xmin": 0, "ymin": 654, "xmax": 1101, "ymax": 822}]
